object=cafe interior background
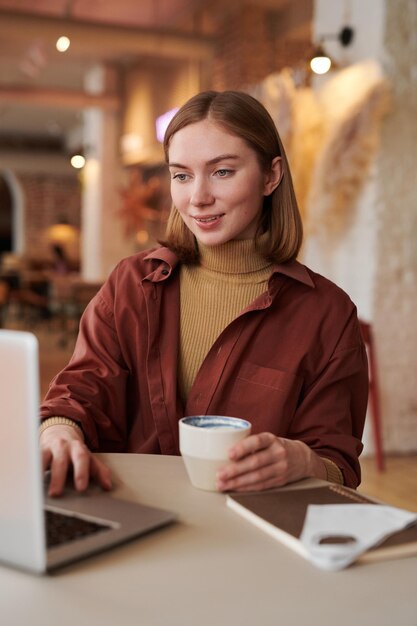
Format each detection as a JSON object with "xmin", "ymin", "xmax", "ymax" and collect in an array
[{"xmin": 0, "ymin": 0, "xmax": 415, "ymax": 505}]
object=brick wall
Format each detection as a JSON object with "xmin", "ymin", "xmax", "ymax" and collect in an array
[
  {"xmin": 16, "ymin": 173, "xmax": 81, "ymax": 262},
  {"xmin": 212, "ymin": 1, "xmax": 313, "ymax": 90}
]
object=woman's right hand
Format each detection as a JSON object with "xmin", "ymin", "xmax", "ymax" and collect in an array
[{"xmin": 40, "ymin": 425, "xmax": 112, "ymax": 497}]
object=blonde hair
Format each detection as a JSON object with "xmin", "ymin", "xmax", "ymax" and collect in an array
[{"xmin": 161, "ymin": 90, "xmax": 302, "ymax": 264}]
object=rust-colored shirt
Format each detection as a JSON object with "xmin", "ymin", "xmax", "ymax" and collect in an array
[{"xmin": 40, "ymin": 247, "xmax": 368, "ymax": 488}]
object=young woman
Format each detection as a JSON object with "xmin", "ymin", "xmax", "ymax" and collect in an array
[{"xmin": 40, "ymin": 91, "xmax": 368, "ymax": 496}]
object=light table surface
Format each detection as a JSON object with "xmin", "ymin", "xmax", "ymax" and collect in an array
[{"xmin": 1, "ymin": 453, "xmax": 416, "ymax": 626}]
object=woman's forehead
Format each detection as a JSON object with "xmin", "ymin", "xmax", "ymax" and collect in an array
[{"xmin": 168, "ymin": 119, "xmax": 253, "ymax": 164}]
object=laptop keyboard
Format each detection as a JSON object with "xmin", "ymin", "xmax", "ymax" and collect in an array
[{"xmin": 45, "ymin": 509, "xmax": 110, "ymax": 548}]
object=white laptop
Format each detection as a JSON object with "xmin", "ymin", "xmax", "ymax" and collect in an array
[{"xmin": 0, "ymin": 329, "xmax": 176, "ymax": 573}]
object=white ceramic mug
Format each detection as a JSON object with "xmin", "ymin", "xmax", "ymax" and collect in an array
[{"xmin": 179, "ymin": 415, "xmax": 252, "ymax": 491}]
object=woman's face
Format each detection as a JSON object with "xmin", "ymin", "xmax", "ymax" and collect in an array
[{"xmin": 168, "ymin": 119, "xmax": 281, "ymax": 246}]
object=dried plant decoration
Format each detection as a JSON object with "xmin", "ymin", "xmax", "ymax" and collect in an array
[{"xmin": 306, "ymin": 72, "xmax": 391, "ymax": 238}]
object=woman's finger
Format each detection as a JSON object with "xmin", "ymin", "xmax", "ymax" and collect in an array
[
  {"xmin": 47, "ymin": 441, "xmax": 71, "ymax": 497},
  {"xmin": 70, "ymin": 440, "xmax": 92, "ymax": 491},
  {"xmin": 218, "ymin": 441, "xmax": 284, "ymax": 482},
  {"xmin": 90, "ymin": 455, "xmax": 113, "ymax": 491},
  {"xmin": 224, "ymin": 473, "xmax": 285, "ymax": 493},
  {"xmin": 41, "ymin": 446, "xmax": 52, "ymax": 472},
  {"xmin": 217, "ymin": 460, "xmax": 286, "ymax": 492},
  {"xmin": 228, "ymin": 432, "xmax": 277, "ymax": 461}
]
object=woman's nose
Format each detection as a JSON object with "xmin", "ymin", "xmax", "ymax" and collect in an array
[{"xmin": 190, "ymin": 178, "xmax": 214, "ymax": 206}]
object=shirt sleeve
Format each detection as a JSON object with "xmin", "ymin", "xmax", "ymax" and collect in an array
[
  {"xmin": 40, "ymin": 279, "xmax": 130, "ymax": 451},
  {"xmin": 289, "ymin": 309, "xmax": 368, "ymax": 489}
]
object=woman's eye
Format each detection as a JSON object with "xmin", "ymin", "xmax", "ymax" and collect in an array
[
  {"xmin": 172, "ymin": 173, "xmax": 188, "ymax": 182},
  {"xmin": 216, "ymin": 169, "xmax": 232, "ymax": 177}
]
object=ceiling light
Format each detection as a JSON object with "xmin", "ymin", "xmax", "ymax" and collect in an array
[
  {"xmin": 70, "ymin": 154, "xmax": 85, "ymax": 169},
  {"xmin": 56, "ymin": 36, "xmax": 71, "ymax": 53}
]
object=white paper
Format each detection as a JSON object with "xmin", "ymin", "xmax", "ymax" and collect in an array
[{"xmin": 299, "ymin": 504, "xmax": 417, "ymax": 571}]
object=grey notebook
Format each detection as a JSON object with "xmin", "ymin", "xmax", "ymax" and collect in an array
[{"xmin": 0, "ymin": 329, "xmax": 176, "ymax": 573}]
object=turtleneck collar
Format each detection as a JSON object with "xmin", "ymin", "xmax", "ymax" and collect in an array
[{"xmin": 197, "ymin": 234, "xmax": 271, "ymax": 275}]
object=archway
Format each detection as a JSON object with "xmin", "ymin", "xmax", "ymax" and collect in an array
[
  {"xmin": 0, "ymin": 174, "xmax": 12, "ymax": 255},
  {"xmin": 0, "ymin": 170, "xmax": 25, "ymax": 256}
]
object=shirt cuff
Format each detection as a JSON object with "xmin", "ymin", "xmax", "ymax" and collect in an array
[
  {"xmin": 39, "ymin": 416, "xmax": 84, "ymax": 441},
  {"xmin": 321, "ymin": 457, "xmax": 344, "ymax": 484}
]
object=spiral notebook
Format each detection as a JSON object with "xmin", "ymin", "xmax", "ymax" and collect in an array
[{"xmin": 227, "ymin": 483, "xmax": 417, "ymax": 565}]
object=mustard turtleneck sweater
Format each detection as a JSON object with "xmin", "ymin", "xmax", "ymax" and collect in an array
[{"xmin": 177, "ymin": 237, "xmax": 272, "ymax": 403}]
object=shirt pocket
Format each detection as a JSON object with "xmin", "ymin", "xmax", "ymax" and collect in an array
[{"xmin": 226, "ymin": 361, "xmax": 303, "ymax": 435}]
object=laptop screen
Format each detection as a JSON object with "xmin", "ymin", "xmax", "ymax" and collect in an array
[{"xmin": 0, "ymin": 330, "xmax": 46, "ymax": 571}]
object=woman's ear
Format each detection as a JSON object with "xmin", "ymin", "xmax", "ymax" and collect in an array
[{"xmin": 263, "ymin": 157, "xmax": 283, "ymax": 196}]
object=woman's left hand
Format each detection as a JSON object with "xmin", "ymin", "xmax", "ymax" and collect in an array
[{"xmin": 216, "ymin": 432, "xmax": 326, "ymax": 492}]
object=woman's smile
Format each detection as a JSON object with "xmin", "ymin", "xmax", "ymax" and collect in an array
[{"xmin": 192, "ymin": 213, "xmax": 225, "ymax": 228}]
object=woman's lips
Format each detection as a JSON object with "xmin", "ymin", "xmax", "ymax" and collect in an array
[{"xmin": 193, "ymin": 214, "xmax": 225, "ymax": 229}]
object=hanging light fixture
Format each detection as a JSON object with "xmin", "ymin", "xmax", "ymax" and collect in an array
[
  {"xmin": 70, "ymin": 153, "xmax": 85, "ymax": 169},
  {"xmin": 310, "ymin": 26, "xmax": 355, "ymax": 75},
  {"xmin": 310, "ymin": 46, "xmax": 332, "ymax": 75}
]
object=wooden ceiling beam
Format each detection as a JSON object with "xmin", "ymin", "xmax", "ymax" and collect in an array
[
  {"xmin": 0, "ymin": 11, "xmax": 215, "ymax": 61},
  {"xmin": 0, "ymin": 86, "xmax": 120, "ymax": 111}
]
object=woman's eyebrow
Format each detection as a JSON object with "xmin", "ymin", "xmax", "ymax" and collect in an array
[
  {"xmin": 169, "ymin": 154, "xmax": 240, "ymax": 168},
  {"xmin": 206, "ymin": 154, "xmax": 240, "ymax": 165},
  {"xmin": 168, "ymin": 161, "xmax": 188, "ymax": 169}
]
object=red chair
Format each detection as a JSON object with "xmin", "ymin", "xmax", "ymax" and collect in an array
[{"xmin": 359, "ymin": 320, "xmax": 385, "ymax": 472}]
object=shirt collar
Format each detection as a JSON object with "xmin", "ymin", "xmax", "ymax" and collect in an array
[
  {"xmin": 143, "ymin": 247, "xmax": 315, "ymax": 288},
  {"xmin": 143, "ymin": 247, "xmax": 180, "ymax": 282},
  {"xmin": 270, "ymin": 260, "xmax": 315, "ymax": 288},
  {"xmin": 144, "ymin": 247, "xmax": 179, "ymax": 266}
]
